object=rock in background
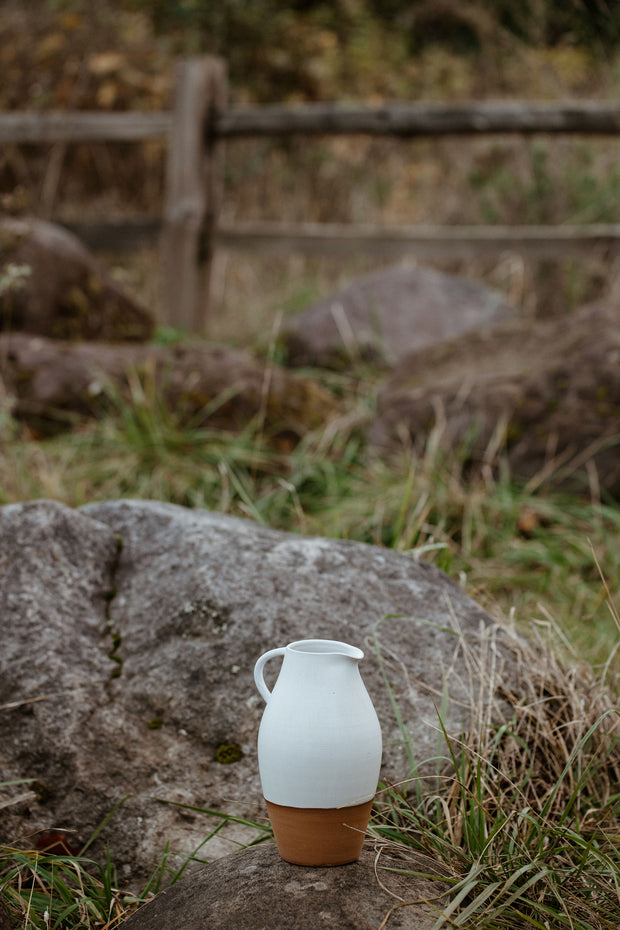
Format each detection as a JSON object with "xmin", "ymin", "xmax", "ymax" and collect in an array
[
  {"xmin": 0, "ymin": 333, "xmax": 337, "ymax": 437},
  {"xmin": 282, "ymin": 263, "xmax": 516, "ymax": 369},
  {"xmin": 370, "ymin": 299, "xmax": 620, "ymax": 495},
  {"xmin": 0, "ymin": 217, "xmax": 154, "ymax": 341},
  {"xmin": 0, "ymin": 498, "xmax": 514, "ymax": 888}
]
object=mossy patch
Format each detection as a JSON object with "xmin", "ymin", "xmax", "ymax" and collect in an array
[{"xmin": 215, "ymin": 742, "xmax": 243, "ymax": 764}]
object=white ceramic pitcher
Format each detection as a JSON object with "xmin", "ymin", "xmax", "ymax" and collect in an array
[
  {"xmin": 254, "ymin": 639, "xmax": 382, "ymax": 865},
  {"xmin": 254, "ymin": 638, "xmax": 382, "ymax": 808}
]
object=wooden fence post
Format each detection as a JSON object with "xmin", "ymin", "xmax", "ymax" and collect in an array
[{"xmin": 161, "ymin": 56, "xmax": 227, "ymax": 334}]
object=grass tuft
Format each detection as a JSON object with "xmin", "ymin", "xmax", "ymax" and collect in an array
[
  {"xmin": 0, "ymin": 845, "xmax": 143, "ymax": 930},
  {"xmin": 0, "ymin": 799, "xmax": 273, "ymax": 928},
  {"xmin": 371, "ymin": 620, "xmax": 620, "ymax": 929}
]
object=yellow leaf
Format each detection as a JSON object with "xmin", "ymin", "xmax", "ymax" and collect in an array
[
  {"xmin": 88, "ymin": 52, "xmax": 126, "ymax": 77},
  {"xmin": 96, "ymin": 80, "xmax": 119, "ymax": 108}
]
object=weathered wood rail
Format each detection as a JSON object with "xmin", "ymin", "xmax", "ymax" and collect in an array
[
  {"xmin": 0, "ymin": 112, "xmax": 173, "ymax": 144},
  {"xmin": 214, "ymin": 100, "xmax": 620, "ymax": 137},
  {"xmin": 2, "ymin": 55, "xmax": 620, "ymax": 332},
  {"xmin": 5, "ymin": 100, "xmax": 620, "ymax": 144}
]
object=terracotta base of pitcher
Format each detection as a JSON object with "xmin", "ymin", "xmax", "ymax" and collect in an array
[{"xmin": 265, "ymin": 798, "xmax": 374, "ymax": 866}]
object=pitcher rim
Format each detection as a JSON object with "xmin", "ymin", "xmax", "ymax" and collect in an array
[{"xmin": 287, "ymin": 639, "xmax": 364, "ymax": 659}]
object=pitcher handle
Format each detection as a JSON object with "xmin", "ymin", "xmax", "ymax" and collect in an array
[{"xmin": 254, "ymin": 647, "xmax": 286, "ymax": 703}]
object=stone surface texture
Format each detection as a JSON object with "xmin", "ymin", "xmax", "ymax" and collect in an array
[
  {"xmin": 0, "ymin": 216, "xmax": 153, "ymax": 341},
  {"xmin": 0, "ymin": 498, "xmax": 513, "ymax": 888},
  {"xmin": 0, "ymin": 332, "xmax": 337, "ymax": 437},
  {"xmin": 121, "ymin": 845, "xmax": 447, "ymax": 930},
  {"xmin": 283, "ymin": 263, "xmax": 516, "ymax": 369},
  {"xmin": 370, "ymin": 299, "xmax": 620, "ymax": 494}
]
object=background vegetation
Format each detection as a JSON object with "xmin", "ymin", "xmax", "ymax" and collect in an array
[{"xmin": 1, "ymin": 2, "xmax": 619, "ymax": 927}]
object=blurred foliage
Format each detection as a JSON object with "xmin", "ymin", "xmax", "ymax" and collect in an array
[
  {"xmin": 102, "ymin": 0, "xmax": 620, "ymax": 101},
  {"xmin": 468, "ymin": 141, "xmax": 620, "ymax": 226},
  {"xmin": 128, "ymin": 0, "xmax": 620, "ymax": 63},
  {"xmin": 3, "ymin": 1, "xmax": 619, "ymax": 115},
  {"xmin": 123, "ymin": 0, "xmax": 410, "ymax": 101},
  {"xmin": 2, "ymin": 0, "xmax": 619, "ymax": 114},
  {"xmin": 2, "ymin": 0, "xmax": 620, "ymax": 317}
]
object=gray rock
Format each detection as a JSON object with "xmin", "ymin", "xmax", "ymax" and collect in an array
[
  {"xmin": 0, "ymin": 332, "xmax": 338, "ymax": 437},
  {"xmin": 283, "ymin": 263, "xmax": 516, "ymax": 369},
  {"xmin": 0, "ymin": 499, "xmax": 120, "ymax": 810},
  {"xmin": 0, "ymin": 216, "xmax": 154, "ymax": 341},
  {"xmin": 0, "ymin": 498, "xmax": 513, "ymax": 888},
  {"xmin": 369, "ymin": 299, "xmax": 620, "ymax": 494},
  {"xmin": 121, "ymin": 845, "xmax": 447, "ymax": 930}
]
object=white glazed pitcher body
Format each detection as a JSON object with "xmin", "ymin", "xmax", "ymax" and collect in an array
[{"xmin": 254, "ymin": 639, "xmax": 382, "ymax": 809}]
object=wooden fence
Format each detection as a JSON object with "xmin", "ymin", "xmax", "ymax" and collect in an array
[{"xmin": 2, "ymin": 55, "xmax": 620, "ymax": 333}]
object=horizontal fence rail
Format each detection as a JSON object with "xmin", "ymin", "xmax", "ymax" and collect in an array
[
  {"xmin": 4, "ymin": 101, "xmax": 620, "ymax": 145},
  {"xmin": 63, "ymin": 219, "xmax": 620, "ymax": 260},
  {"xmin": 61, "ymin": 219, "xmax": 162, "ymax": 251},
  {"xmin": 0, "ymin": 111, "xmax": 172, "ymax": 144},
  {"xmin": 214, "ymin": 221, "xmax": 620, "ymax": 260},
  {"xmin": 2, "ymin": 55, "xmax": 620, "ymax": 331},
  {"xmin": 213, "ymin": 100, "xmax": 620, "ymax": 138}
]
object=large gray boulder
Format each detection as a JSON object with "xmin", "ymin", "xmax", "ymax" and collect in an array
[
  {"xmin": 121, "ymin": 845, "xmax": 447, "ymax": 930},
  {"xmin": 283, "ymin": 263, "xmax": 516, "ymax": 369},
  {"xmin": 0, "ymin": 498, "xmax": 513, "ymax": 888}
]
